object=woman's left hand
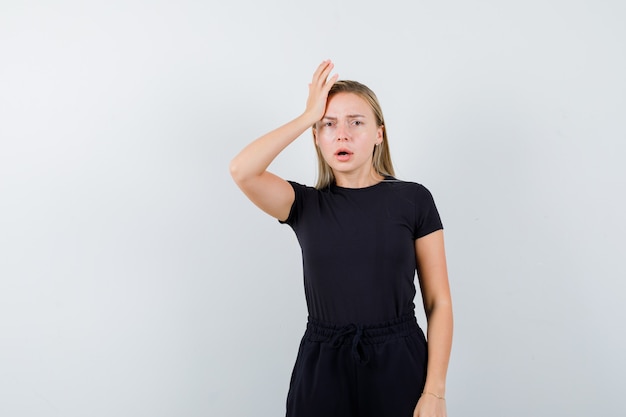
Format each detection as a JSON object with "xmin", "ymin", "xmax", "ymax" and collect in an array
[{"xmin": 413, "ymin": 394, "xmax": 447, "ymax": 417}]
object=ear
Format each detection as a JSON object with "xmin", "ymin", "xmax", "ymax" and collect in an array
[
  {"xmin": 312, "ymin": 128, "xmax": 319, "ymax": 146},
  {"xmin": 377, "ymin": 125, "xmax": 384, "ymax": 144}
]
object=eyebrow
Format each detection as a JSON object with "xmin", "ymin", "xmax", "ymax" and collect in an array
[{"xmin": 321, "ymin": 114, "xmax": 366, "ymax": 120}]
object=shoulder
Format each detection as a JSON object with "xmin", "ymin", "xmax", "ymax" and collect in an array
[
  {"xmin": 285, "ymin": 180, "xmax": 330, "ymax": 205},
  {"xmin": 382, "ymin": 177, "xmax": 436, "ymax": 199},
  {"xmin": 286, "ymin": 180, "xmax": 320, "ymax": 195},
  {"xmin": 385, "ymin": 178, "xmax": 443, "ymax": 234}
]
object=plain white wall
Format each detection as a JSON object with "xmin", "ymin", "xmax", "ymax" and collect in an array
[{"xmin": 1, "ymin": 1, "xmax": 625, "ymax": 416}]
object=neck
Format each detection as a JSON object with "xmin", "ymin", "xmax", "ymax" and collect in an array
[{"xmin": 334, "ymin": 167, "xmax": 384, "ymax": 189}]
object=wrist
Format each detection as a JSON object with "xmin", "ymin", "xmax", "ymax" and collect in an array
[
  {"xmin": 421, "ymin": 391, "xmax": 445, "ymax": 401},
  {"xmin": 422, "ymin": 382, "xmax": 445, "ymax": 399},
  {"xmin": 299, "ymin": 110, "xmax": 321, "ymax": 127}
]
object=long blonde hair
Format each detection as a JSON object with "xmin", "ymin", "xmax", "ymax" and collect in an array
[{"xmin": 313, "ymin": 80, "xmax": 395, "ymax": 189}]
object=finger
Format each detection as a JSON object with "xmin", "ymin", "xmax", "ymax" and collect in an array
[
  {"xmin": 319, "ymin": 61, "xmax": 335, "ymax": 83},
  {"xmin": 320, "ymin": 63, "xmax": 336, "ymax": 86},
  {"xmin": 320, "ymin": 73, "xmax": 339, "ymax": 94},
  {"xmin": 312, "ymin": 66, "xmax": 335, "ymax": 95},
  {"xmin": 311, "ymin": 60, "xmax": 330, "ymax": 83},
  {"xmin": 312, "ymin": 60, "xmax": 333, "ymax": 86}
]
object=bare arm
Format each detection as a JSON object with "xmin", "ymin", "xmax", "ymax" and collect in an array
[
  {"xmin": 413, "ymin": 229, "xmax": 453, "ymax": 417},
  {"xmin": 229, "ymin": 60, "xmax": 338, "ymax": 221}
]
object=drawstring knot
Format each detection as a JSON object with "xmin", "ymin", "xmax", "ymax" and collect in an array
[{"xmin": 329, "ymin": 323, "xmax": 369, "ymax": 365}]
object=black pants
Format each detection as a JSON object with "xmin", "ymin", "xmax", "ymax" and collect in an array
[{"xmin": 286, "ymin": 314, "xmax": 427, "ymax": 417}]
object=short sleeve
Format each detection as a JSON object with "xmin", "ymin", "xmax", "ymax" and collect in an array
[
  {"xmin": 278, "ymin": 180, "xmax": 308, "ymax": 227},
  {"xmin": 413, "ymin": 184, "xmax": 444, "ymax": 239}
]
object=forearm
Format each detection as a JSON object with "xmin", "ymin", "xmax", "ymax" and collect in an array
[
  {"xmin": 230, "ymin": 112, "xmax": 317, "ymax": 183},
  {"xmin": 423, "ymin": 302, "xmax": 453, "ymax": 395}
]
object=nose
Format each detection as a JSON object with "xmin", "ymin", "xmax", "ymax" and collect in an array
[{"xmin": 336, "ymin": 124, "xmax": 348, "ymax": 141}]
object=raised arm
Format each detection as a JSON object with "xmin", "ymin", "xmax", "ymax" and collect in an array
[
  {"xmin": 413, "ymin": 229, "xmax": 453, "ymax": 417},
  {"xmin": 229, "ymin": 60, "xmax": 338, "ymax": 221}
]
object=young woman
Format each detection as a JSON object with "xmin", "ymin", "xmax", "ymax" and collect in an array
[{"xmin": 230, "ymin": 60, "xmax": 453, "ymax": 417}]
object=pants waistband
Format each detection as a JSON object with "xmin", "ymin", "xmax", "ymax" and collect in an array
[
  {"xmin": 305, "ymin": 314, "xmax": 420, "ymax": 365},
  {"xmin": 306, "ymin": 314, "xmax": 420, "ymax": 344}
]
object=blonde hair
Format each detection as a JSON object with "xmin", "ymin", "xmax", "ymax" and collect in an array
[{"xmin": 313, "ymin": 80, "xmax": 395, "ymax": 189}]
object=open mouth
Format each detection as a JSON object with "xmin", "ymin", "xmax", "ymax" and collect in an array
[
  {"xmin": 335, "ymin": 148, "xmax": 353, "ymax": 156},
  {"xmin": 335, "ymin": 149, "xmax": 353, "ymax": 161}
]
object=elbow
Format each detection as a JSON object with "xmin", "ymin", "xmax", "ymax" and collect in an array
[
  {"xmin": 230, "ymin": 154, "xmax": 265, "ymax": 190},
  {"xmin": 229, "ymin": 157, "xmax": 244, "ymax": 185},
  {"xmin": 229, "ymin": 157, "xmax": 259, "ymax": 191}
]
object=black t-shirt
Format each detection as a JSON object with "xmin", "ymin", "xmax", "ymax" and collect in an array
[{"xmin": 281, "ymin": 177, "xmax": 443, "ymax": 326}]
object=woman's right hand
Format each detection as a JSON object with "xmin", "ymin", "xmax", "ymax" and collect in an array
[
  {"xmin": 304, "ymin": 60, "xmax": 339, "ymax": 123},
  {"xmin": 230, "ymin": 61, "xmax": 338, "ymax": 221}
]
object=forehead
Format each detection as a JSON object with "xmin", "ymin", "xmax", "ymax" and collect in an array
[{"xmin": 324, "ymin": 92, "xmax": 373, "ymax": 117}]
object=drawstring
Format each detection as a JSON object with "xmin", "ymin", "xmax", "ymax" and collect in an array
[{"xmin": 329, "ymin": 324, "xmax": 369, "ymax": 365}]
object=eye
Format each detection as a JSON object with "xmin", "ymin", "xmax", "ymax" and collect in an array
[{"xmin": 352, "ymin": 120, "xmax": 363, "ymax": 126}]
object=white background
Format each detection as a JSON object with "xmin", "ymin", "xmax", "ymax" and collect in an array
[{"xmin": 1, "ymin": 1, "xmax": 625, "ymax": 416}]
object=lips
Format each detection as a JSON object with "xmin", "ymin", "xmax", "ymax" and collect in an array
[{"xmin": 334, "ymin": 148, "xmax": 353, "ymax": 162}]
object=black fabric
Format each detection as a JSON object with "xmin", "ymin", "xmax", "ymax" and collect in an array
[
  {"xmin": 280, "ymin": 177, "xmax": 443, "ymax": 325},
  {"xmin": 286, "ymin": 314, "xmax": 428, "ymax": 417}
]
